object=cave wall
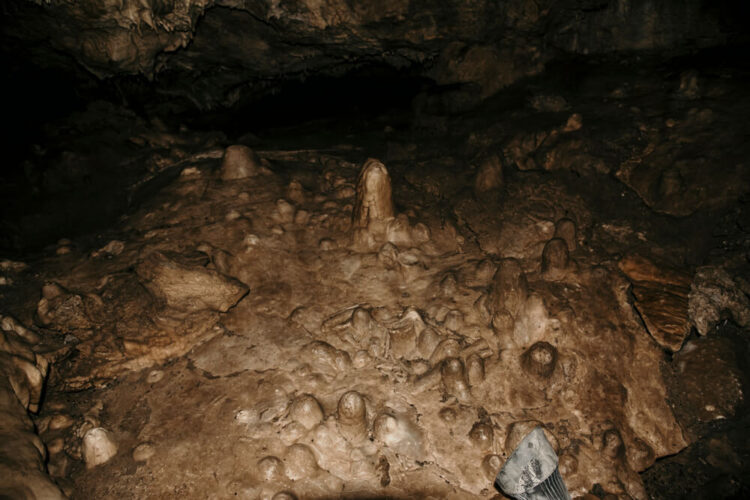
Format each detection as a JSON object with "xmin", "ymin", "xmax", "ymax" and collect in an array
[{"xmin": 4, "ymin": 0, "xmax": 745, "ymax": 112}]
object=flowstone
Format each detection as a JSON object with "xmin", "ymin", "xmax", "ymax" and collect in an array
[
  {"xmin": 2, "ymin": 142, "xmax": 686, "ymax": 498},
  {"xmin": 3, "ymin": 139, "xmax": 696, "ymax": 499}
]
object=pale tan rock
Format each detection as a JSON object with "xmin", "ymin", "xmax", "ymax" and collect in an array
[
  {"xmin": 385, "ymin": 214, "xmax": 412, "ymax": 246},
  {"xmin": 352, "ymin": 158, "xmax": 394, "ymax": 249},
  {"xmin": 372, "ymin": 412, "xmax": 422, "ymax": 458},
  {"xmin": 353, "ymin": 158, "xmax": 394, "ymax": 228},
  {"xmin": 48, "ymin": 413, "xmax": 74, "ymax": 431},
  {"xmin": 482, "ymin": 454, "xmax": 503, "ymax": 481},
  {"xmin": 132, "ymin": 442, "xmax": 156, "ymax": 462},
  {"xmin": 257, "ymin": 455, "xmax": 286, "ymax": 482},
  {"xmin": 440, "ymin": 357, "xmax": 470, "ymax": 401},
  {"xmin": 220, "ymin": 145, "xmax": 261, "ymax": 180},
  {"xmin": 465, "ymin": 353, "xmax": 485, "ymax": 385},
  {"xmin": 289, "ymin": 394, "xmax": 324, "ymax": 430},
  {"xmin": 283, "ymin": 444, "xmax": 319, "ymax": 480},
  {"xmin": 0, "ymin": 330, "xmax": 35, "ymax": 363},
  {"xmin": 82, "ymin": 427, "xmax": 118, "ymax": 468},
  {"xmin": 136, "ymin": 251, "xmax": 248, "ymax": 313},
  {"xmin": 337, "ymin": 391, "xmax": 368, "ymax": 443},
  {"xmin": 2, "ymin": 353, "xmax": 46, "ymax": 411},
  {"xmin": 1, "ymin": 315, "xmax": 40, "ymax": 344},
  {"xmin": 511, "ymin": 293, "xmax": 550, "ymax": 347},
  {"xmin": 0, "ymin": 371, "xmax": 63, "ymax": 498}
]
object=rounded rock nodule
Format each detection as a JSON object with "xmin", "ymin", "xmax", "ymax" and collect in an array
[
  {"xmin": 541, "ymin": 237, "xmax": 570, "ymax": 276},
  {"xmin": 469, "ymin": 422, "xmax": 494, "ymax": 449},
  {"xmin": 284, "ymin": 444, "xmax": 319, "ymax": 480},
  {"xmin": 257, "ymin": 455, "xmax": 286, "ymax": 482},
  {"xmin": 82, "ymin": 427, "xmax": 118, "ymax": 468},
  {"xmin": 521, "ymin": 341, "xmax": 558, "ymax": 378},
  {"xmin": 289, "ymin": 394, "xmax": 324, "ymax": 430},
  {"xmin": 337, "ymin": 391, "xmax": 368, "ymax": 441}
]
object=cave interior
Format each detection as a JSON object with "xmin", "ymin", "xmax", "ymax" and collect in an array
[{"xmin": 1, "ymin": 1, "xmax": 750, "ymax": 499}]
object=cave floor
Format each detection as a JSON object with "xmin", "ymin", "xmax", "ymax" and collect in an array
[{"xmin": 2, "ymin": 54, "xmax": 749, "ymax": 500}]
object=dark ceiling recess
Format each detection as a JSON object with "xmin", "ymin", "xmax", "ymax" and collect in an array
[
  {"xmin": 2, "ymin": 57, "xmax": 85, "ymax": 171},
  {"xmin": 176, "ymin": 65, "xmax": 436, "ymax": 137}
]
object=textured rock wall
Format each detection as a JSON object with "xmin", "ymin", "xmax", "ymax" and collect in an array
[
  {"xmin": 5, "ymin": 0, "xmax": 740, "ymax": 110},
  {"xmin": 0, "ymin": 313, "xmax": 64, "ymax": 498}
]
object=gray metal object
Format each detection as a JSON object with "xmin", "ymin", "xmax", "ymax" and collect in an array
[{"xmin": 494, "ymin": 427, "xmax": 572, "ymax": 500}]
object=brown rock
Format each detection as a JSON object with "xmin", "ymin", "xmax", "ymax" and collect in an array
[
  {"xmin": 352, "ymin": 158, "xmax": 394, "ymax": 230},
  {"xmin": 35, "ymin": 283, "xmax": 96, "ymax": 332},
  {"xmin": 521, "ymin": 341, "xmax": 558, "ymax": 378},
  {"xmin": 474, "ymin": 154, "xmax": 504, "ymax": 196},
  {"xmin": 619, "ymin": 255, "xmax": 691, "ymax": 352},
  {"xmin": 489, "ymin": 258, "xmax": 528, "ymax": 318},
  {"xmin": 618, "ymin": 255, "xmax": 690, "ymax": 288},
  {"xmin": 541, "ymin": 237, "xmax": 570, "ymax": 279},
  {"xmin": 554, "ymin": 218, "xmax": 577, "ymax": 251},
  {"xmin": 220, "ymin": 145, "xmax": 260, "ymax": 180},
  {"xmin": 136, "ymin": 251, "xmax": 248, "ymax": 313},
  {"xmin": 671, "ymin": 337, "xmax": 744, "ymax": 424},
  {"xmin": 630, "ymin": 283, "xmax": 691, "ymax": 352}
]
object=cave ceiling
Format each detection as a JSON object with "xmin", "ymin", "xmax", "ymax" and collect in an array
[{"xmin": 3, "ymin": 0, "xmax": 740, "ymax": 112}]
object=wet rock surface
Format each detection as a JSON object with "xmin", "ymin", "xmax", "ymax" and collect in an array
[{"xmin": 0, "ymin": 47, "xmax": 749, "ymax": 500}]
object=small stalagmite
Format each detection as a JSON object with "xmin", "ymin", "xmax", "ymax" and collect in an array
[
  {"xmin": 489, "ymin": 258, "xmax": 528, "ymax": 319},
  {"xmin": 474, "ymin": 154, "xmax": 504, "ymax": 197},
  {"xmin": 82, "ymin": 427, "xmax": 118, "ymax": 468},
  {"xmin": 220, "ymin": 145, "xmax": 261, "ymax": 180},
  {"xmin": 289, "ymin": 394, "xmax": 325, "ymax": 430},
  {"xmin": 466, "ymin": 353, "xmax": 485, "ymax": 385},
  {"xmin": 352, "ymin": 158, "xmax": 394, "ymax": 248},
  {"xmin": 337, "ymin": 391, "xmax": 368, "ymax": 443},
  {"xmin": 469, "ymin": 422, "xmax": 494, "ymax": 450},
  {"xmin": 440, "ymin": 357, "xmax": 471, "ymax": 401},
  {"xmin": 541, "ymin": 237, "xmax": 570, "ymax": 280},
  {"xmin": 554, "ymin": 217, "xmax": 577, "ymax": 251},
  {"xmin": 482, "ymin": 454, "xmax": 503, "ymax": 481},
  {"xmin": 521, "ymin": 341, "xmax": 558, "ymax": 378}
]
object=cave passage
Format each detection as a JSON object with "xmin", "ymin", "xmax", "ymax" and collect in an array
[
  {"xmin": 176, "ymin": 65, "xmax": 437, "ymax": 138},
  {"xmin": 1, "ymin": 2, "xmax": 750, "ymax": 500}
]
